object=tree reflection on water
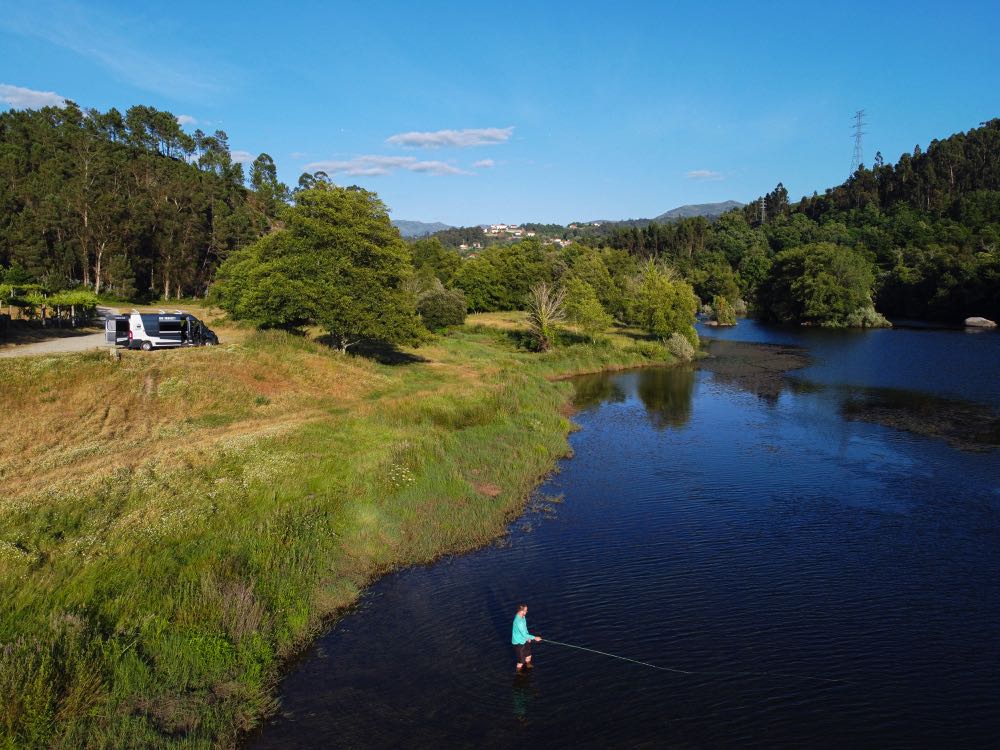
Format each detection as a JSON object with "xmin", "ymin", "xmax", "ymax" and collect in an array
[
  {"xmin": 570, "ymin": 372, "xmax": 627, "ymax": 410},
  {"xmin": 570, "ymin": 367, "xmax": 696, "ymax": 430},
  {"xmin": 636, "ymin": 367, "xmax": 695, "ymax": 430}
]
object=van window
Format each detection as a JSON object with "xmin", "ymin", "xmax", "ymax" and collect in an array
[{"xmin": 140, "ymin": 314, "xmax": 160, "ymax": 336}]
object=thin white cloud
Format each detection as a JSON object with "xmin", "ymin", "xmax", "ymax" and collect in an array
[
  {"xmin": 685, "ymin": 169, "xmax": 724, "ymax": 181},
  {"xmin": 1, "ymin": 3, "xmax": 226, "ymax": 101},
  {"xmin": 386, "ymin": 127, "xmax": 514, "ymax": 148},
  {"xmin": 176, "ymin": 114, "xmax": 197, "ymax": 126},
  {"xmin": 0, "ymin": 83, "xmax": 67, "ymax": 109},
  {"xmin": 289, "ymin": 151, "xmax": 309, "ymax": 160},
  {"xmin": 409, "ymin": 160, "xmax": 467, "ymax": 174},
  {"xmin": 472, "ymin": 159, "xmax": 496, "ymax": 169},
  {"xmin": 230, "ymin": 150, "xmax": 255, "ymax": 164},
  {"xmin": 304, "ymin": 155, "xmax": 468, "ymax": 176}
]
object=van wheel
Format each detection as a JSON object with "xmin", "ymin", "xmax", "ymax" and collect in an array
[{"xmin": 140, "ymin": 340, "xmax": 153, "ymax": 351}]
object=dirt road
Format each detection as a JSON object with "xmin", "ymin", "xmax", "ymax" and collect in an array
[{"xmin": 0, "ymin": 307, "xmax": 117, "ymax": 359}]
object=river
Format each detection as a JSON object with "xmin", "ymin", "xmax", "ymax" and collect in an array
[{"xmin": 249, "ymin": 320, "xmax": 1000, "ymax": 749}]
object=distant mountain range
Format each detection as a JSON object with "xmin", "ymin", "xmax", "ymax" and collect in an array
[
  {"xmin": 651, "ymin": 200, "xmax": 744, "ymax": 222},
  {"xmin": 392, "ymin": 220, "xmax": 453, "ymax": 237},
  {"xmin": 396, "ymin": 201, "xmax": 744, "ymax": 239},
  {"xmin": 586, "ymin": 201, "xmax": 745, "ymax": 227}
]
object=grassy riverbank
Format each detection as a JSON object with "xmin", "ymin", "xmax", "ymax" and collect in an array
[{"xmin": 0, "ymin": 312, "xmax": 673, "ymax": 748}]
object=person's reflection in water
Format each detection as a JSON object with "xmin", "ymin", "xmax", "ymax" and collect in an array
[{"xmin": 511, "ymin": 672, "xmax": 536, "ymax": 724}]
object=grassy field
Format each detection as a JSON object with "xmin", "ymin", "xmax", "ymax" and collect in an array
[{"xmin": 0, "ymin": 310, "xmax": 673, "ymax": 748}]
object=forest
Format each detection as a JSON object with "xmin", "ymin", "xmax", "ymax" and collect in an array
[
  {"xmin": 2, "ymin": 103, "xmax": 998, "ymax": 332},
  {"xmin": 0, "ymin": 102, "xmax": 285, "ymax": 301},
  {"xmin": 586, "ymin": 119, "xmax": 1000, "ymax": 323}
]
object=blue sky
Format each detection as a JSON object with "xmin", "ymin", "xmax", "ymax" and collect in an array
[{"xmin": 2, "ymin": 1, "xmax": 999, "ymax": 225}]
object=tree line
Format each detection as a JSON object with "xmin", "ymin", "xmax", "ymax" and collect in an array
[
  {"xmin": 595, "ymin": 119, "xmax": 1000, "ymax": 324},
  {"xmin": 0, "ymin": 102, "xmax": 287, "ymax": 300},
  {"xmin": 3, "ymin": 101, "xmax": 997, "ymax": 342}
]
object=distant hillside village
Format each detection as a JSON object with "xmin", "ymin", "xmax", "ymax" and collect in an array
[
  {"xmin": 401, "ymin": 205, "xmax": 744, "ymax": 253},
  {"xmin": 456, "ymin": 224, "xmax": 591, "ymax": 253},
  {"xmin": 483, "ymin": 223, "xmax": 534, "ymax": 238}
]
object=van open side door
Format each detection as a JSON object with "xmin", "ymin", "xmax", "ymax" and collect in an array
[{"xmin": 105, "ymin": 316, "xmax": 130, "ymax": 346}]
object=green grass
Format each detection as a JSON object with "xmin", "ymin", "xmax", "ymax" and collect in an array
[{"xmin": 0, "ymin": 320, "xmax": 673, "ymax": 748}]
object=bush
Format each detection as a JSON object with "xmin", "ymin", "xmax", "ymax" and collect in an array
[
  {"xmin": 665, "ymin": 332, "xmax": 695, "ymax": 361},
  {"xmin": 525, "ymin": 282, "xmax": 566, "ymax": 352},
  {"xmin": 711, "ymin": 295, "xmax": 737, "ymax": 326},
  {"xmin": 843, "ymin": 304, "xmax": 891, "ymax": 328},
  {"xmin": 417, "ymin": 285, "xmax": 467, "ymax": 329}
]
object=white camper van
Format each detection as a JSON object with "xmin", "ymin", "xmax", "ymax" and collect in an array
[{"xmin": 105, "ymin": 312, "xmax": 219, "ymax": 351}]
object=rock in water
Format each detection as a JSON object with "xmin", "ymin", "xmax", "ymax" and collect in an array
[{"xmin": 964, "ymin": 316, "xmax": 997, "ymax": 328}]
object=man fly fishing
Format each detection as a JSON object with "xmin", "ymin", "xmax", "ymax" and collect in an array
[{"xmin": 512, "ymin": 603, "xmax": 542, "ymax": 671}]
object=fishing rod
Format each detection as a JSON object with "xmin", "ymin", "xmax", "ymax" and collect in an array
[{"xmin": 543, "ymin": 639, "xmax": 852, "ymax": 685}]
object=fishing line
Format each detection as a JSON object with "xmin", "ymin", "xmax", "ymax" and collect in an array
[{"xmin": 543, "ymin": 639, "xmax": 852, "ymax": 685}]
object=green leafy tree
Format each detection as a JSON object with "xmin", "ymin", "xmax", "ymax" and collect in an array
[
  {"xmin": 213, "ymin": 186, "xmax": 423, "ymax": 351},
  {"xmin": 568, "ymin": 249, "xmax": 623, "ymax": 318},
  {"xmin": 0, "ymin": 102, "xmax": 267, "ymax": 299},
  {"xmin": 449, "ymin": 238, "xmax": 563, "ymax": 312},
  {"xmin": 250, "ymin": 152, "xmax": 290, "ymax": 221},
  {"xmin": 690, "ymin": 257, "xmax": 741, "ymax": 307},
  {"xmin": 633, "ymin": 261, "xmax": 699, "ymax": 347},
  {"xmin": 795, "ymin": 244, "xmax": 875, "ymax": 325},
  {"xmin": 411, "ymin": 238, "xmax": 462, "ymax": 285},
  {"xmin": 737, "ymin": 243, "xmax": 773, "ymax": 304},
  {"xmin": 451, "ymin": 257, "xmax": 505, "ymax": 311},
  {"xmin": 564, "ymin": 277, "xmax": 612, "ymax": 339},
  {"xmin": 758, "ymin": 242, "xmax": 884, "ymax": 327},
  {"xmin": 764, "ymin": 182, "xmax": 790, "ymax": 222}
]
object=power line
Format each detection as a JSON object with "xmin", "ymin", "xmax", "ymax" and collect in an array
[{"xmin": 850, "ymin": 109, "xmax": 867, "ymax": 174}]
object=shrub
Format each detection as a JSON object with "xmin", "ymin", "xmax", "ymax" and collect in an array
[
  {"xmin": 417, "ymin": 284, "xmax": 467, "ymax": 329},
  {"xmin": 843, "ymin": 304, "xmax": 891, "ymax": 328},
  {"xmin": 525, "ymin": 282, "xmax": 566, "ymax": 352},
  {"xmin": 665, "ymin": 332, "xmax": 695, "ymax": 361}
]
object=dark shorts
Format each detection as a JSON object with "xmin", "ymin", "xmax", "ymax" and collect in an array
[{"xmin": 514, "ymin": 641, "xmax": 532, "ymax": 663}]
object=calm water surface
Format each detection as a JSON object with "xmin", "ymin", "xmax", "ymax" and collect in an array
[{"xmin": 250, "ymin": 321, "xmax": 999, "ymax": 749}]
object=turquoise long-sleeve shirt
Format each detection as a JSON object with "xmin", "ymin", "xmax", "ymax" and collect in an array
[{"xmin": 511, "ymin": 614, "xmax": 534, "ymax": 645}]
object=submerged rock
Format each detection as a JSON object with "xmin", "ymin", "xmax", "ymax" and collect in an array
[{"xmin": 964, "ymin": 316, "xmax": 997, "ymax": 328}]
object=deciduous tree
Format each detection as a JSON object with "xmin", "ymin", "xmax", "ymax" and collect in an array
[{"xmin": 213, "ymin": 186, "xmax": 424, "ymax": 351}]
